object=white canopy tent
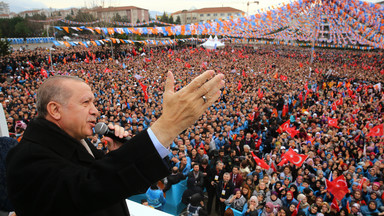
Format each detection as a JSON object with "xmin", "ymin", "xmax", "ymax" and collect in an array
[{"xmin": 201, "ymin": 35, "xmax": 225, "ymax": 49}]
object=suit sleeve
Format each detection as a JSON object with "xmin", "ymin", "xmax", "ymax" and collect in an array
[{"xmin": 6, "ymin": 130, "xmax": 170, "ymax": 214}]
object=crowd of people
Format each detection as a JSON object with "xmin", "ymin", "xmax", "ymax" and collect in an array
[{"xmin": 1, "ymin": 42, "xmax": 384, "ymax": 216}]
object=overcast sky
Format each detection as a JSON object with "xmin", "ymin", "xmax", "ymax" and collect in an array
[{"xmin": 5, "ymin": 0, "xmax": 383, "ymax": 14}]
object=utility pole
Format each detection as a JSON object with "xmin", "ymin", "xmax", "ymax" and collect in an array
[
  {"xmin": 310, "ymin": 0, "xmax": 320, "ymax": 64},
  {"xmin": 110, "ymin": 39, "xmax": 114, "ymax": 59}
]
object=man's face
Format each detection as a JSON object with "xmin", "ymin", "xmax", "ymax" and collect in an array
[
  {"xmin": 232, "ymin": 167, "xmax": 239, "ymax": 175},
  {"xmin": 181, "ymin": 157, "xmax": 187, "ymax": 164},
  {"xmin": 193, "ymin": 165, "xmax": 199, "ymax": 172},
  {"xmin": 58, "ymin": 81, "xmax": 98, "ymax": 140},
  {"xmin": 223, "ymin": 174, "xmax": 230, "ymax": 182}
]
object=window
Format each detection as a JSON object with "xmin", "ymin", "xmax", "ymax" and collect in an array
[
  {"xmin": 227, "ymin": 13, "xmax": 231, "ymax": 16},
  {"xmin": 206, "ymin": 13, "xmax": 210, "ymax": 16},
  {"xmin": 220, "ymin": 13, "xmax": 224, "ymax": 16},
  {"xmin": 214, "ymin": 13, "xmax": 217, "ymax": 16},
  {"xmin": 200, "ymin": 14, "xmax": 204, "ymax": 17},
  {"xmin": 193, "ymin": 17, "xmax": 197, "ymax": 20}
]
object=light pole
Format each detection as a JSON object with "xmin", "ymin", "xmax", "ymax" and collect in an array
[
  {"xmin": 310, "ymin": 0, "xmax": 321, "ymax": 64},
  {"xmin": 247, "ymin": 1, "xmax": 260, "ymax": 16}
]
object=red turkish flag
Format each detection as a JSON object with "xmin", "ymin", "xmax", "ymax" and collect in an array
[
  {"xmin": 347, "ymin": 89, "xmax": 353, "ymax": 97},
  {"xmin": 326, "ymin": 175, "xmax": 349, "ymax": 201},
  {"xmin": 185, "ymin": 62, "xmax": 191, "ymax": 68},
  {"xmin": 40, "ymin": 68, "xmax": 48, "ymax": 78},
  {"xmin": 328, "ymin": 118, "xmax": 340, "ymax": 128},
  {"xmin": 237, "ymin": 80, "xmax": 242, "ymax": 91},
  {"xmin": 84, "ymin": 56, "xmax": 89, "ymax": 63},
  {"xmin": 285, "ymin": 127, "xmax": 299, "ymax": 137},
  {"xmin": 248, "ymin": 113, "xmax": 254, "ymax": 122},
  {"xmin": 255, "ymin": 138, "xmax": 262, "ymax": 149},
  {"xmin": 291, "ymin": 201, "xmax": 301, "ymax": 216},
  {"xmin": 251, "ymin": 152, "xmax": 270, "ymax": 170},
  {"xmin": 304, "ymin": 83, "xmax": 309, "ymax": 91},
  {"xmin": 354, "ymin": 134, "xmax": 360, "ymax": 142},
  {"xmin": 270, "ymin": 161, "xmax": 277, "ymax": 172},
  {"xmin": 358, "ymin": 177, "xmax": 368, "ymax": 190},
  {"xmin": 352, "ymin": 108, "xmax": 359, "ymax": 114},
  {"xmin": 366, "ymin": 124, "xmax": 384, "ymax": 137},
  {"xmin": 282, "ymin": 104, "xmax": 289, "ymax": 117},
  {"xmin": 138, "ymin": 80, "xmax": 149, "ymax": 102},
  {"xmin": 277, "ymin": 120, "xmax": 290, "ymax": 134},
  {"xmin": 335, "ymin": 98, "xmax": 343, "ymax": 106},
  {"xmin": 331, "ymin": 198, "xmax": 340, "ymax": 212},
  {"xmin": 298, "ymin": 92, "xmax": 303, "ymax": 103},
  {"xmin": 280, "ymin": 75, "xmax": 287, "ymax": 82},
  {"xmin": 284, "ymin": 148, "xmax": 308, "ymax": 167},
  {"xmin": 277, "ymin": 157, "xmax": 289, "ymax": 166},
  {"xmin": 258, "ymin": 88, "xmax": 264, "ymax": 99},
  {"xmin": 332, "ymin": 102, "xmax": 337, "ymax": 111},
  {"xmin": 27, "ymin": 61, "xmax": 34, "ymax": 69},
  {"xmin": 242, "ymin": 70, "xmax": 247, "ymax": 77},
  {"xmin": 104, "ymin": 68, "xmax": 111, "ymax": 73}
]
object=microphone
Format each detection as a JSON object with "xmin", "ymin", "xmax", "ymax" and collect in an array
[{"xmin": 94, "ymin": 122, "xmax": 129, "ymax": 144}]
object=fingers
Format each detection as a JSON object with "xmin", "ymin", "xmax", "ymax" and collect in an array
[
  {"xmin": 108, "ymin": 123, "xmax": 128, "ymax": 139},
  {"xmin": 185, "ymin": 70, "xmax": 215, "ymax": 94},
  {"xmin": 164, "ymin": 71, "xmax": 175, "ymax": 95},
  {"xmin": 196, "ymin": 73, "xmax": 225, "ymax": 100}
]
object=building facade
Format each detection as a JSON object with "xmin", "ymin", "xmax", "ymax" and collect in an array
[
  {"xmin": 172, "ymin": 7, "xmax": 244, "ymax": 25},
  {"xmin": 89, "ymin": 6, "xmax": 149, "ymax": 24},
  {"xmin": 0, "ymin": 1, "xmax": 9, "ymax": 15}
]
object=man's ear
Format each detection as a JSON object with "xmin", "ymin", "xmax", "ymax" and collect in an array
[{"xmin": 46, "ymin": 101, "xmax": 62, "ymax": 120}]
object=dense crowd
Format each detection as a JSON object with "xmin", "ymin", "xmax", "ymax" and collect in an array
[{"xmin": 1, "ymin": 42, "xmax": 384, "ymax": 216}]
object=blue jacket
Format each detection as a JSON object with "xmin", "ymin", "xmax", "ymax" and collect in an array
[{"xmin": 146, "ymin": 188, "xmax": 166, "ymax": 209}]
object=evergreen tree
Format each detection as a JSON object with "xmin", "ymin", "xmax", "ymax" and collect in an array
[
  {"xmin": 113, "ymin": 13, "xmax": 122, "ymax": 22},
  {"xmin": 176, "ymin": 16, "xmax": 181, "ymax": 24},
  {"xmin": 0, "ymin": 38, "xmax": 10, "ymax": 56},
  {"xmin": 160, "ymin": 11, "xmax": 168, "ymax": 23}
]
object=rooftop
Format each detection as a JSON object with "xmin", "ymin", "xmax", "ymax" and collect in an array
[
  {"xmin": 19, "ymin": 9, "xmax": 40, "ymax": 14},
  {"xmin": 172, "ymin": 7, "xmax": 244, "ymax": 16},
  {"xmin": 91, "ymin": 6, "xmax": 148, "ymax": 12}
]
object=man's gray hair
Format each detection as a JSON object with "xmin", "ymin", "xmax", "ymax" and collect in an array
[{"xmin": 36, "ymin": 75, "xmax": 84, "ymax": 118}]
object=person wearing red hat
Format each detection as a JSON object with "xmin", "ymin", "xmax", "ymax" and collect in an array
[
  {"xmin": 281, "ymin": 191, "xmax": 298, "ymax": 208},
  {"xmin": 369, "ymin": 152, "xmax": 378, "ymax": 164}
]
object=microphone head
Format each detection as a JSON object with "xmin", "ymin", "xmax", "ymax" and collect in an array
[{"xmin": 94, "ymin": 122, "xmax": 108, "ymax": 135}]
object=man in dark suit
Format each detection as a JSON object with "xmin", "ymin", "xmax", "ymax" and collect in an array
[
  {"xmin": 182, "ymin": 164, "xmax": 204, "ymax": 204},
  {"xmin": 6, "ymin": 71, "xmax": 225, "ymax": 216},
  {"xmin": 207, "ymin": 160, "xmax": 224, "ymax": 215},
  {"xmin": 230, "ymin": 166, "xmax": 243, "ymax": 189},
  {"xmin": 164, "ymin": 166, "xmax": 184, "ymax": 192},
  {"xmin": 217, "ymin": 172, "xmax": 234, "ymax": 215}
]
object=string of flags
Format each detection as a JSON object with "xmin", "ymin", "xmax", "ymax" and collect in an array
[
  {"xmin": 29, "ymin": 18, "xmax": 175, "ymax": 27},
  {"xmin": 52, "ymin": 0, "xmax": 384, "ymax": 49},
  {"xmin": 52, "ymin": 37, "xmax": 209, "ymax": 47}
]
